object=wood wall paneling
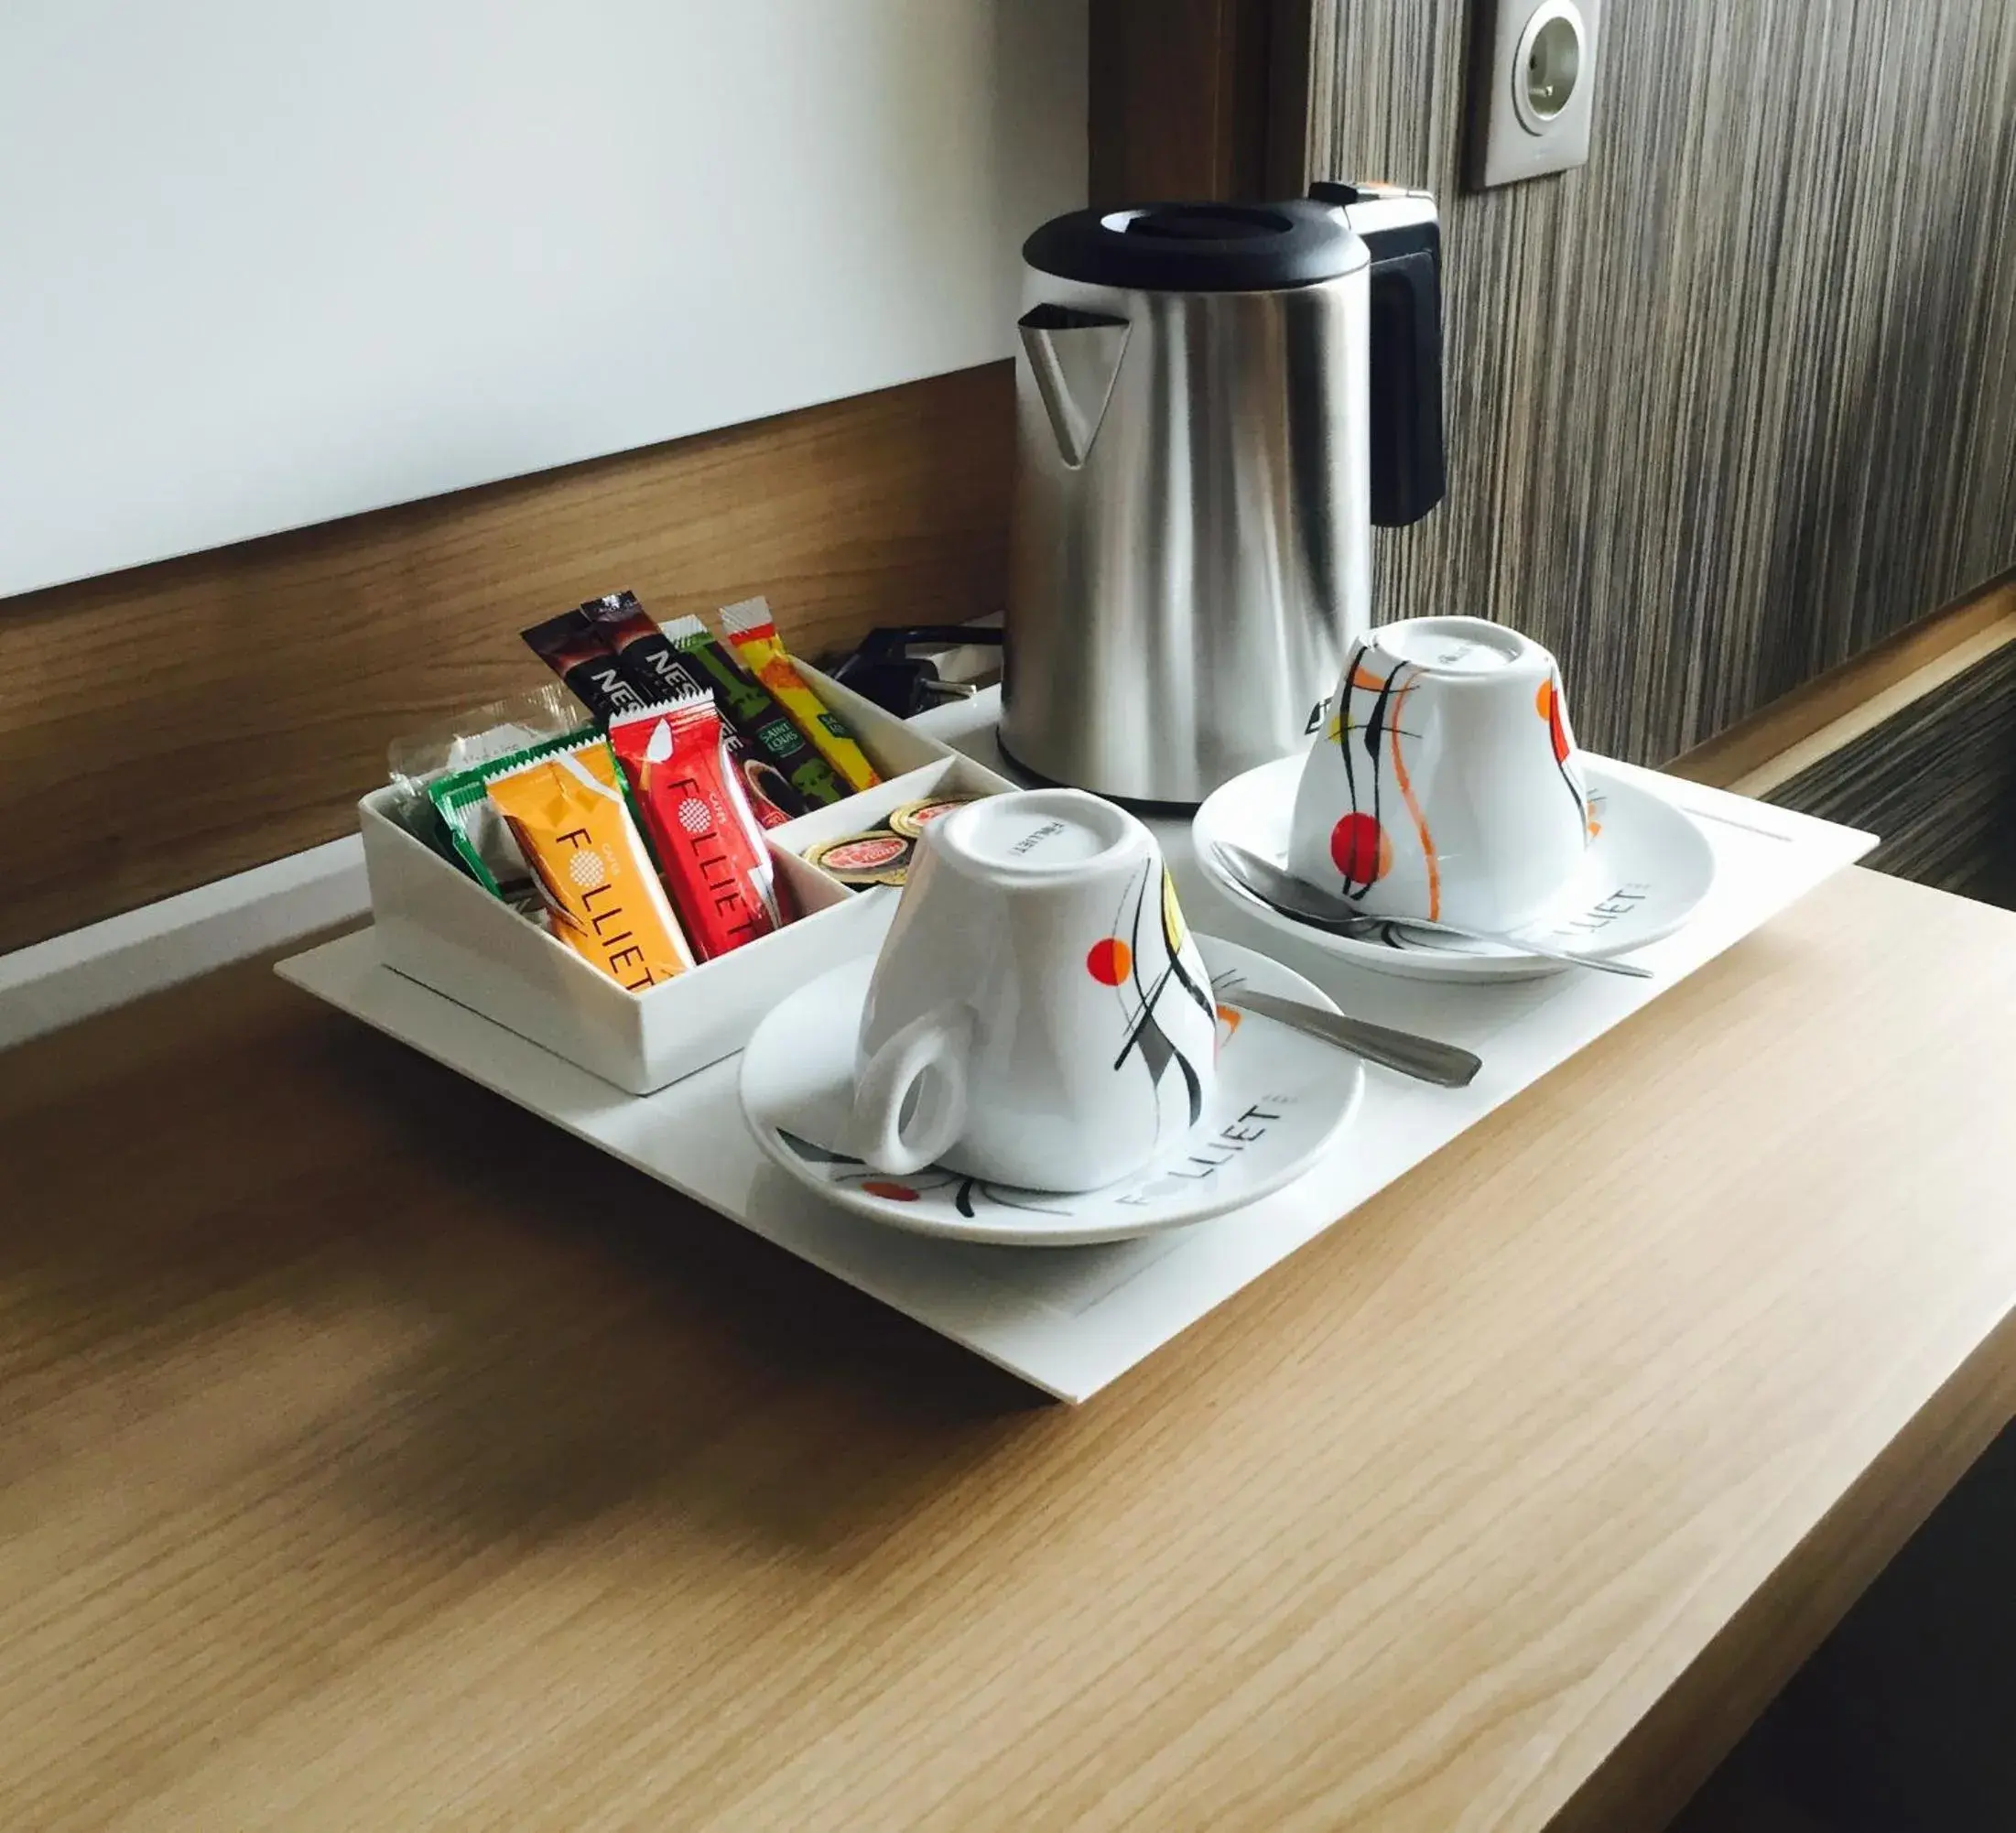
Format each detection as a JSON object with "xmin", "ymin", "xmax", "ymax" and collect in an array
[
  {"xmin": 1088, "ymin": 0, "xmax": 1295, "ymax": 205},
  {"xmin": 1301, "ymin": 0, "xmax": 2016, "ymax": 764},
  {"xmin": 0, "ymin": 364, "xmax": 1013, "ymax": 957},
  {"xmin": 1666, "ymin": 576, "xmax": 2016, "ymax": 794},
  {"xmin": 1766, "ymin": 633, "xmax": 2016, "ymax": 908}
]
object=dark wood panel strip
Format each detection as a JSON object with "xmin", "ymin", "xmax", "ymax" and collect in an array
[
  {"xmin": 1089, "ymin": 0, "xmax": 1286, "ymax": 205},
  {"xmin": 0, "ymin": 363, "xmax": 1013, "ymax": 955},
  {"xmin": 1765, "ymin": 635, "xmax": 2016, "ymax": 901},
  {"xmin": 1669, "ymin": 575, "xmax": 2015, "ymax": 789}
]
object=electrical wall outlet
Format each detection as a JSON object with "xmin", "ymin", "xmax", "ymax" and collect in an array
[{"xmin": 1469, "ymin": 0, "xmax": 1601, "ymax": 190}]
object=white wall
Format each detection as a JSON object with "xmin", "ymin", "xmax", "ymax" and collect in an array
[{"xmin": 0, "ymin": 0, "xmax": 1085, "ymax": 598}]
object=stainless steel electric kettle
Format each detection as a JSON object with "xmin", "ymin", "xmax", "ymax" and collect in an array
[{"xmin": 1002, "ymin": 181, "xmax": 1445, "ymax": 804}]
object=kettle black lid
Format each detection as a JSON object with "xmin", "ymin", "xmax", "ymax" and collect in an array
[{"xmin": 1022, "ymin": 200, "xmax": 1362, "ymax": 293}]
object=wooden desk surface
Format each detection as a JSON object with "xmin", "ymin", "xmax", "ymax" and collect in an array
[{"xmin": 5, "ymin": 866, "xmax": 2015, "ymax": 1832}]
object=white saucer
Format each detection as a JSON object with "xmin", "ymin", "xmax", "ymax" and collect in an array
[
  {"xmin": 738, "ymin": 934, "xmax": 1366, "ymax": 1246},
  {"xmin": 1193, "ymin": 756, "xmax": 1718, "ymax": 983}
]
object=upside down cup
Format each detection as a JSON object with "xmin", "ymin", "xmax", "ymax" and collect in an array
[{"xmin": 1287, "ymin": 616, "xmax": 1594, "ymax": 934}]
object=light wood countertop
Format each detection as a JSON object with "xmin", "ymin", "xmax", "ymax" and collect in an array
[{"xmin": 4, "ymin": 866, "xmax": 2015, "ymax": 1831}]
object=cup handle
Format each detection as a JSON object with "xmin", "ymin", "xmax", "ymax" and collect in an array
[{"xmin": 853, "ymin": 1005, "xmax": 973, "ymax": 1176}]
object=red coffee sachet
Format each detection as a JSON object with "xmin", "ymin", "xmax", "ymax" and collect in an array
[{"xmin": 607, "ymin": 693, "xmax": 781, "ymax": 961}]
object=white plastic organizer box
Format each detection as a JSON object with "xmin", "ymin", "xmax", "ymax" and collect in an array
[{"xmin": 361, "ymin": 665, "xmax": 1014, "ymax": 1093}]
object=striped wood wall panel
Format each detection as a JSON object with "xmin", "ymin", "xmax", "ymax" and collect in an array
[
  {"xmin": 1767, "ymin": 636, "xmax": 2016, "ymax": 910},
  {"xmin": 1304, "ymin": 0, "xmax": 2016, "ymax": 763}
]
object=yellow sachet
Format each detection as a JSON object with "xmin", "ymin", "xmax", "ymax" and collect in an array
[
  {"xmin": 719, "ymin": 596, "xmax": 882, "ymax": 793},
  {"xmin": 484, "ymin": 736, "xmax": 696, "ymax": 992}
]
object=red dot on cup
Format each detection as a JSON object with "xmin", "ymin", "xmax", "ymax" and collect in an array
[
  {"xmin": 1086, "ymin": 938, "xmax": 1133, "ymax": 986},
  {"xmin": 1329, "ymin": 812, "xmax": 1389, "ymax": 884}
]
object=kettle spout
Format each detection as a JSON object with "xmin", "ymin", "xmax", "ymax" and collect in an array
[{"xmin": 1016, "ymin": 304, "xmax": 1129, "ymax": 469}]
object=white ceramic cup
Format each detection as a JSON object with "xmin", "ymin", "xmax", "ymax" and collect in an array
[
  {"xmin": 852, "ymin": 787, "xmax": 1219, "ymax": 1191},
  {"xmin": 1286, "ymin": 616, "xmax": 1592, "ymax": 933}
]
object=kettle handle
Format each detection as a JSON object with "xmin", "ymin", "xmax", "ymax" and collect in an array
[{"xmin": 1309, "ymin": 182, "xmax": 1447, "ymax": 528}]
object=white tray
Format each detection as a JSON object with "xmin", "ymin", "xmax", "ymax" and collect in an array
[{"xmin": 278, "ymin": 691, "xmax": 1876, "ymax": 1402}]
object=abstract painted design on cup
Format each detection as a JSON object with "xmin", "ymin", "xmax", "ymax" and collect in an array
[
  {"xmin": 1089, "ymin": 860, "xmax": 1217, "ymax": 1131},
  {"xmin": 1288, "ymin": 616, "xmax": 1592, "ymax": 934},
  {"xmin": 1309, "ymin": 642, "xmax": 1441, "ymax": 916},
  {"xmin": 1534, "ymin": 671, "xmax": 1593, "ymax": 837}
]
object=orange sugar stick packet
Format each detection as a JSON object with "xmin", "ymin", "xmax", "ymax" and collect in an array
[{"xmin": 484, "ymin": 735, "xmax": 696, "ymax": 992}]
